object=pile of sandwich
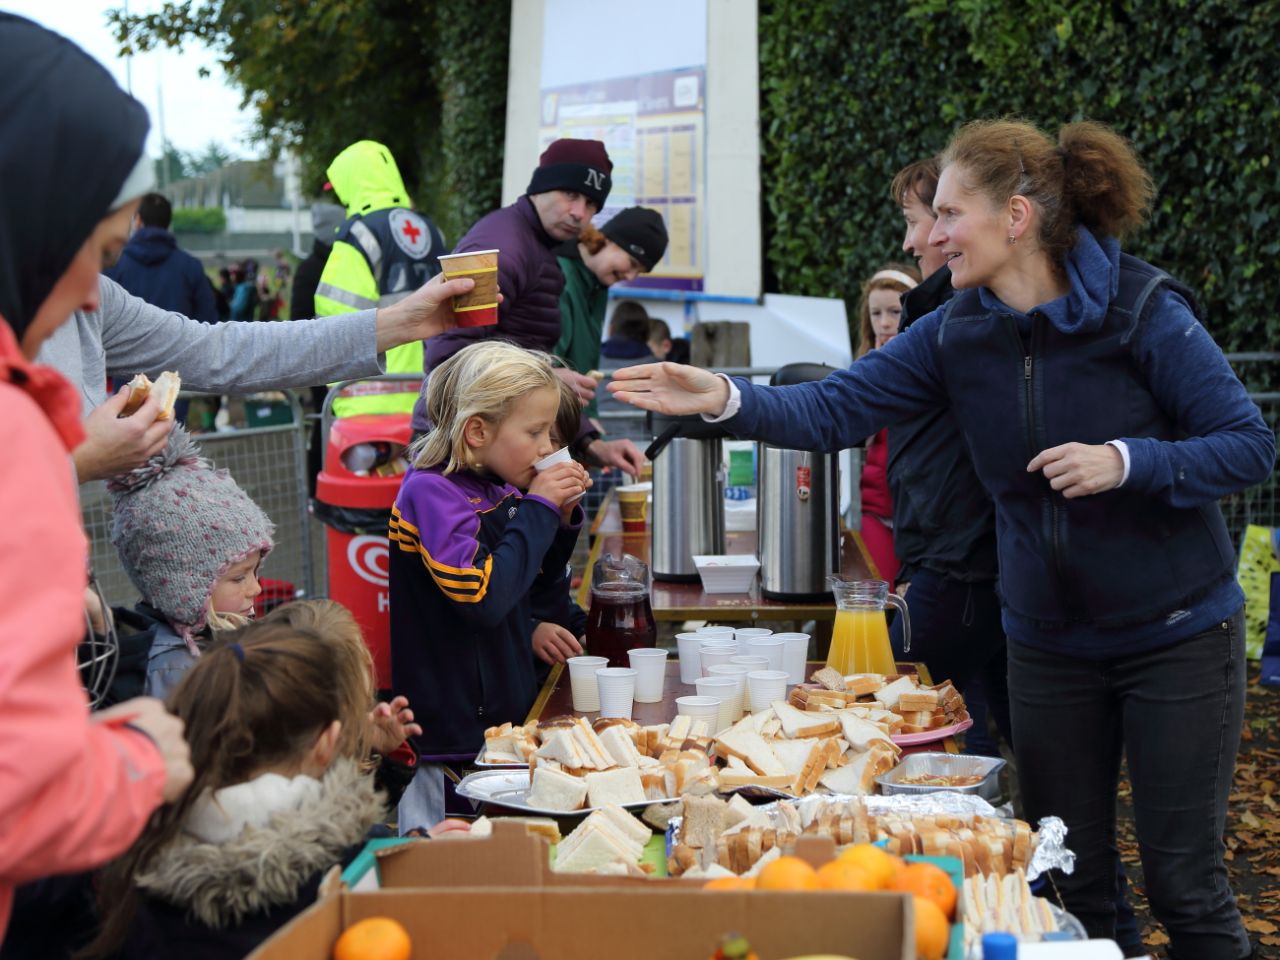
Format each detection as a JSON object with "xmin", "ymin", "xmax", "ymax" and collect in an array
[
  {"xmin": 518, "ymin": 715, "xmax": 721, "ymax": 812},
  {"xmin": 962, "ymin": 870, "xmax": 1060, "ymax": 950},
  {"xmin": 668, "ymin": 794, "xmax": 1036, "ymax": 879},
  {"xmin": 551, "ymin": 804, "xmax": 656, "ymax": 875},
  {"xmin": 712, "ymin": 700, "xmax": 900, "ymax": 796},
  {"xmin": 791, "ymin": 670, "xmax": 968, "ymax": 735}
]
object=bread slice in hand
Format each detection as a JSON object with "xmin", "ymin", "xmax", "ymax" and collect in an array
[{"xmin": 120, "ymin": 371, "xmax": 182, "ymax": 419}]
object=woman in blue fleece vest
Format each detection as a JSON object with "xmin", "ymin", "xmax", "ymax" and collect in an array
[{"xmin": 610, "ymin": 119, "xmax": 1273, "ymax": 960}]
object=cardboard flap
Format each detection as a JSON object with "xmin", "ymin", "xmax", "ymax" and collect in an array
[
  {"xmin": 793, "ymin": 832, "xmax": 838, "ymax": 867},
  {"xmin": 376, "ymin": 819, "xmax": 552, "ymax": 888}
]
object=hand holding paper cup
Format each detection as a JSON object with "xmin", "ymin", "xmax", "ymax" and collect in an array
[
  {"xmin": 437, "ymin": 249, "xmax": 499, "ymax": 327},
  {"xmin": 534, "ymin": 447, "xmax": 582, "ymax": 502}
]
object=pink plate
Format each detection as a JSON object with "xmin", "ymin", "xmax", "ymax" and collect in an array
[{"xmin": 891, "ymin": 718, "xmax": 973, "ymax": 746}]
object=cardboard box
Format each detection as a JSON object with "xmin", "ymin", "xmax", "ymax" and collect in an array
[{"xmin": 248, "ymin": 822, "xmax": 914, "ymax": 960}]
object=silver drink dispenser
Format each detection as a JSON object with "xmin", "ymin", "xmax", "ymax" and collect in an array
[{"xmin": 645, "ymin": 413, "xmax": 726, "ymax": 581}]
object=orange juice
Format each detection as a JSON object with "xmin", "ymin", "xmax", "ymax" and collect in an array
[{"xmin": 827, "ymin": 608, "xmax": 897, "ymax": 675}]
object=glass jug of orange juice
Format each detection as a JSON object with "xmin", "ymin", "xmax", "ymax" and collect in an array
[{"xmin": 825, "ymin": 577, "xmax": 910, "ymax": 676}]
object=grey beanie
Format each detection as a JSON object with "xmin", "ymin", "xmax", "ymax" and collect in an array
[
  {"xmin": 108, "ymin": 426, "xmax": 274, "ymax": 645},
  {"xmin": 310, "ymin": 201, "xmax": 345, "ymax": 241}
]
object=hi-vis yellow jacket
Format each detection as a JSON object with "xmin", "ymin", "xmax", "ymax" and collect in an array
[{"xmin": 316, "ymin": 140, "xmax": 445, "ymax": 416}]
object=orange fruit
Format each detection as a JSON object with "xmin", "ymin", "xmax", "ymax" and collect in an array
[
  {"xmin": 911, "ymin": 895, "xmax": 951, "ymax": 960},
  {"xmin": 703, "ymin": 875, "xmax": 754, "ymax": 891},
  {"xmin": 755, "ymin": 855, "xmax": 821, "ymax": 891},
  {"xmin": 891, "ymin": 861, "xmax": 958, "ymax": 920},
  {"xmin": 333, "ymin": 916, "xmax": 412, "ymax": 960},
  {"xmin": 815, "ymin": 859, "xmax": 877, "ymax": 892},
  {"xmin": 837, "ymin": 843, "xmax": 901, "ymax": 889}
]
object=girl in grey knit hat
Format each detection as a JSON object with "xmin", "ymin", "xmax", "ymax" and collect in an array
[{"xmin": 108, "ymin": 425, "xmax": 275, "ymax": 699}]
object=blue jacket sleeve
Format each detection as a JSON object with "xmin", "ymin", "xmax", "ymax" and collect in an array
[
  {"xmin": 1119, "ymin": 288, "xmax": 1275, "ymax": 506},
  {"xmin": 390, "ymin": 472, "xmax": 562, "ymax": 629},
  {"xmin": 730, "ymin": 313, "xmax": 949, "ymax": 450}
]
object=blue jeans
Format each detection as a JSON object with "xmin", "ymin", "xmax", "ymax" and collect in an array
[
  {"xmin": 888, "ymin": 568, "xmax": 1012, "ymax": 754},
  {"xmin": 1009, "ymin": 612, "xmax": 1250, "ymax": 959}
]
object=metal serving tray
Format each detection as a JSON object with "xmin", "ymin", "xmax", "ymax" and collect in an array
[
  {"xmin": 876, "ymin": 752, "xmax": 1005, "ymax": 803},
  {"xmin": 473, "ymin": 746, "xmax": 529, "ymax": 770}
]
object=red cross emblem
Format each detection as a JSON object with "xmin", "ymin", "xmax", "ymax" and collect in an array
[
  {"xmin": 389, "ymin": 209, "xmax": 431, "ymax": 258},
  {"xmin": 401, "ymin": 219, "xmax": 422, "ymax": 244}
]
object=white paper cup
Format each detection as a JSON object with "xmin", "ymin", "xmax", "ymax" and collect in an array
[
  {"xmin": 696, "ymin": 625, "xmax": 735, "ymax": 637},
  {"xmin": 675, "ymin": 633, "xmax": 706, "ymax": 685},
  {"xmin": 695, "ymin": 677, "xmax": 740, "ymax": 732},
  {"xmin": 596, "ymin": 667, "xmax": 638, "ymax": 719},
  {"xmin": 772, "ymin": 632, "xmax": 812, "ymax": 684},
  {"xmin": 566, "ymin": 655, "xmax": 607, "ymax": 712},
  {"xmin": 699, "ymin": 645, "xmax": 735, "ymax": 675},
  {"xmin": 698, "ymin": 636, "xmax": 739, "ymax": 656},
  {"xmin": 533, "ymin": 446, "xmax": 582, "ymax": 502},
  {"xmin": 675, "ymin": 695, "xmax": 721, "ymax": 728},
  {"xmin": 706, "ymin": 663, "xmax": 750, "ymax": 719},
  {"xmin": 734, "ymin": 627, "xmax": 773, "ymax": 643},
  {"xmin": 627, "ymin": 648, "xmax": 668, "ymax": 703},
  {"xmin": 746, "ymin": 636, "xmax": 786, "ymax": 672},
  {"xmin": 746, "ymin": 669, "xmax": 789, "ymax": 713},
  {"xmin": 729, "ymin": 655, "xmax": 769, "ymax": 671}
]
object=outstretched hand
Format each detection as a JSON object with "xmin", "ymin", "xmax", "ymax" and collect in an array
[
  {"xmin": 369, "ymin": 696, "xmax": 422, "ymax": 755},
  {"xmin": 1027, "ymin": 442, "xmax": 1125, "ymax": 498},
  {"xmin": 73, "ymin": 382, "xmax": 174, "ymax": 482},
  {"xmin": 374, "ymin": 272, "xmax": 504, "ymax": 352},
  {"xmin": 606, "ymin": 362, "xmax": 731, "ymax": 417}
]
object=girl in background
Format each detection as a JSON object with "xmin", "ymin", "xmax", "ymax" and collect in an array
[
  {"xmin": 390, "ymin": 341, "xmax": 590, "ymax": 832},
  {"xmin": 854, "ymin": 263, "xmax": 920, "ymax": 589}
]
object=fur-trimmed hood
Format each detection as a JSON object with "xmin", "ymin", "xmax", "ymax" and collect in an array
[{"xmin": 135, "ymin": 759, "xmax": 385, "ymax": 928}]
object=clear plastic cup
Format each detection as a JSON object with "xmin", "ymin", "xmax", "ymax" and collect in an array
[
  {"xmin": 746, "ymin": 669, "xmax": 789, "ymax": 713},
  {"xmin": 729, "ymin": 655, "xmax": 769, "ymax": 671},
  {"xmin": 566, "ymin": 655, "xmax": 608, "ymax": 712},
  {"xmin": 745, "ymin": 636, "xmax": 786, "ymax": 672},
  {"xmin": 696, "ymin": 676, "xmax": 741, "ymax": 732},
  {"xmin": 699, "ymin": 645, "xmax": 735, "ymax": 675},
  {"xmin": 696, "ymin": 625, "xmax": 737, "ymax": 652},
  {"xmin": 771, "ymin": 632, "xmax": 812, "ymax": 684},
  {"xmin": 533, "ymin": 446, "xmax": 582, "ymax": 502},
  {"xmin": 627, "ymin": 648, "xmax": 668, "ymax": 703},
  {"xmin": 675, "ymin": 633, "xmax": 707, "ymax": 685},
  {"xmin": 674, "ymin": 694, "xmax": 721, "ymax": 728},
  {"xmin": 706, "ymin": 663, "xmax": 750, "ymax": 720},
  {"xmin": 695, "ymin": 625, "xmax": 735, "ymax": 637},
  {"xmin": 595, "ymin": 667, "xmax": 638, "ymax": 719}
]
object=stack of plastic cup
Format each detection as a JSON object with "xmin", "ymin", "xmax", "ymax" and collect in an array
[
  {"xmin": 674, "ymin": 695, "xmax": 721, "ymax": 730},
  {"xmin": 699, "ymin": 641, "xmax": 736, "ymax": 675},
  {"xmin": 627, "ymin": 648, "xmax": 668, "ymax": 703},
  {"xmin": 746, "ymin": 669, "xmax": 789, "ymax": 712},
  {"xmin": 707, "ymin": 664, "xmax": 750, "ymax": 719},
  {"xmin": 596, "ymin": 667, "xmax": 638, "ymax": 719},
  {"xmin": 729, "ymin": 654, "xmax": 769, "ymax": 672},
  {"xmin": 696, "ymin": 676, "xmax": 741, "ymax": 731},
  {"xmin": 772, "ymin": 632, "xmax": 812, "ymax": 684},
  {"xmin": 675, "ymin": 633, "xmax": 706, "ymax": 684},
  {"xmin": 745, "ymin": 636, "xmax": 786, "ymax": 672},
  {"xmin": 566, "ymin": 655, "xmax": 608, "ymax": 712},
  {"xmin": 735, "ymin": 627, "xmax": 773, "ymax": 646}
]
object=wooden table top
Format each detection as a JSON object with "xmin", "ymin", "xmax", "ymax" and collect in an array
[
  {"xmin": 526, "ymin": 659, "xmax": 957, "ymax": 755},
  {"xmin": 576, "ymin": 526, "xmax": 875, "ymax": 622}
]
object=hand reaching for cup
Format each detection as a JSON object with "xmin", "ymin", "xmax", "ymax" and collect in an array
[
  {"xmin": 532, "ymin": 621, "xmax": 584, "ymax": 665},
  {"xmin": 607, "ymin": 362, "xmax": 731, "ymax": 418}
]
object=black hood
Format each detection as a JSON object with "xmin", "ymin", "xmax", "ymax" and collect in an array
[{"xmin": 0, "ymin": 14, "xmax": 150, "ymax": 340}]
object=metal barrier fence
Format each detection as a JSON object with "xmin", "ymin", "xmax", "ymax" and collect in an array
[{"xmin": 82, "ymin": 390, "xmax": 315, "ymax": 610}]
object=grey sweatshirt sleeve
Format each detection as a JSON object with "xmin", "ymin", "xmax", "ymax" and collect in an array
[{"xmin": 94, "ymin": 275, "xmax": 386, "ymax": 397}]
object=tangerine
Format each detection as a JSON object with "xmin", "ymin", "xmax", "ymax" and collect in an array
[
  {"xmin": 703, "ymin": 875, "xmax": 754, "ymax": 891},
  {"xmin": 890, "ymin": 861, "xmax": 957, "ymax": 920},
  {"xmin": 911, "ymin": 895, "xmax": 950, "ymax": 960},
  {"xmin": 332, "ymin": 916, "xmax": 412, "ymax": 960},
  {"xmin": 836, "ymin": 844, "xmax": 901, "ymax": 889},
  {"xmin": 815, "ymin": 860, "xmax": 877, "ymax": 892},
  {"xmin": 755, "ymin": 855, "xmax": 821, "ymax": 891}
]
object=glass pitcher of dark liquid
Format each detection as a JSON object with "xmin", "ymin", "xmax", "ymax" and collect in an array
[{"xmin": 585, "ymin": 553, "xmax": 657, "ymax": 667}]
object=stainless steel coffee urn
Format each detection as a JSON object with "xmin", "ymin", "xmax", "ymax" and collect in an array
[
  {"xmin": 646, "ymin": 413, "xmax": 726, "ymax": 581},
  {"xmin": 758, "ymin": 363, "xmax": 841, "ymax": 599}
]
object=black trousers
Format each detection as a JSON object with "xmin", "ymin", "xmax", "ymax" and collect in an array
[{"xmin": 1009, "ymin": 612, "xmax": 1251, "ymax": 959}]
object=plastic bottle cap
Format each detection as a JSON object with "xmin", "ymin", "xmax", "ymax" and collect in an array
[{"xmin": 982, "ymin": 932, "xmax": 1019, "ymax": 959}]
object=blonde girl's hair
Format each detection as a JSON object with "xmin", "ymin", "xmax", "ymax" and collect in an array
[
  {"xmin": 410, "ymin": 340, "xmax": 560, "ymax": 473},
  {"xmin": 206, "ymin": 601, "xmax": 251, "ymax": 634},
  {"xmin": 856, "ymin": 261, "xmax": 921, "ymax": 358},
  {"xmin": 85, "ymin": 619, "xmax": 377, "ymax": 957},
  {"xmin": 940, "ymin": 118, "xmax": 1153, "ymax": 271}
]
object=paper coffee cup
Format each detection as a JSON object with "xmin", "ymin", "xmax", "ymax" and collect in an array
[
  {"xmin": 627, "ymin": 648, "xmax": 668, "ymax": 703},
  {"xmin": 438, "ymin": 249, "xmax": 499, "ymax": 327},
  {"xmin": 745, "ymin": 636, "xmax": 786, "ymax": 672},
  {"xmin": 567, "ymin": 655, "xmax": 607, "ymax": 712},
  {"xmin": 772, "ymin": 632, "xmax": 811, "ymax": 684},
  {"xmin": 595, "ymin": 667, "xmax": 637, "ymax": 719},
  {"xmin": 617, "ymin": 484, "xmax": 648, "ymax": 533},
  {"xmin": 746, "ymin": 669, "xmax": 789, "ymax": 713}
]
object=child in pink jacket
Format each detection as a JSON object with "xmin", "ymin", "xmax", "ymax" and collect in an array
[{"xmin": 0, "ymin": 13, "xmax": 192, "ymax": 942}]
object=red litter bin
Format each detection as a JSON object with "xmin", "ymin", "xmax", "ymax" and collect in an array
[{"xmin": 314, "ymin": 414, "xmax": 411, "ymax": 690}]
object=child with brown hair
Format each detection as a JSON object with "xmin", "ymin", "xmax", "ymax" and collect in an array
[{"xmin": 87, "ymin": 608, "xmax": 390, "ymax": 959}]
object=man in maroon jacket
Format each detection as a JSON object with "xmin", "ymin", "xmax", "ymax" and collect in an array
[{"xmin": 414, "ymin": 139, "xmax": 644, "ymax": 475}]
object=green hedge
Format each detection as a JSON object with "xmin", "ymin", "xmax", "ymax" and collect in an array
[
  {"xmin": 759, "ymin": 0, "xmax": 1280, "ymax": 354},
  {"xmin": 170, "ymin": 206, "xmax": 226, "ymax": 234}
]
